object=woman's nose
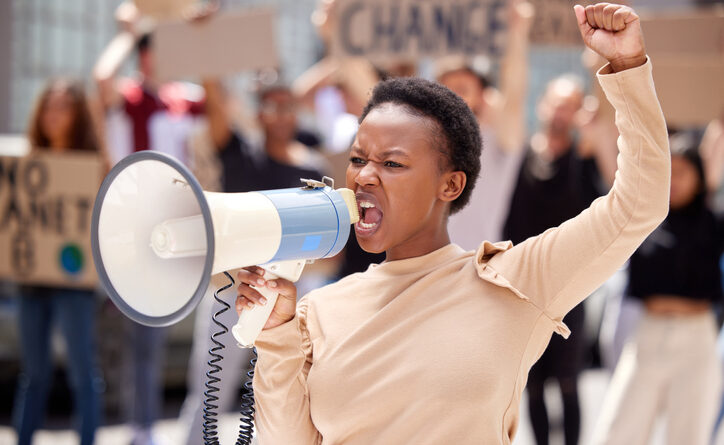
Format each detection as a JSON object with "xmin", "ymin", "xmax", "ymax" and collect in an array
[{"xmin": 356, "ymin": 162, "xmax": 380, "ymax": 187}]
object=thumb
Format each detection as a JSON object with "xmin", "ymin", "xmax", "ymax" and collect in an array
[{"xmin": 573, "ymin": 4, "xmax": 592, "ymax": 43}]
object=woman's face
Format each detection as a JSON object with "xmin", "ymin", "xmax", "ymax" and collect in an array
[
  {"xmin": 346, "ymin": 104, "xmax": 464, "ymax": 260},
  {"xmin": 259, "ymin": 90, "xmax": 297, "ymax": 143},
  {"xmin": 41, "ymin": 89, "xmax": 75, "ymax": 148},
  {"xmin": 439, "ymin": 70, "xmax": 484, "ymax": 116},
  {"xmin": 669, "ymin": 155, "xmax": 701, "ymax": 210}
]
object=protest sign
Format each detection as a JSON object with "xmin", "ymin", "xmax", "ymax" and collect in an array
[
  {"xmin": 0, "ymin": 134, "xmax": 29, "ymax": 157},
  {"xmin": 330, "ymin": 0, "xmax": 508, "ymax": 61},
  {"xmin": 154, "ymin": 9, "xmax": 278, "ymax": 81},
  {"xmin": 134, "ymin": 0, "xmax": 196, "ymax": 21},
  {"xmin": 641, "ymin": 9, "xmax": 724, "ymax": 127},
  {"xmin": 0, "ymin": 152, "xmax": 102, "ymax": 289},
  {"xmin": 528, "ymin": 0, "xmax": 585, "ymax": 46}
]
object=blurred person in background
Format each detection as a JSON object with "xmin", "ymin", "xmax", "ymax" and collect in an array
[
  {"xmin": 295, "ymin": 0, "xmax": 417, "ymax": 155},
  {"xmin": 294, "ymin": 0, "xmax": 387, "ymax": 279},
  {"xmin": 93, "ymin": 2, "xmax": 205, "ymax": 165},
  {"xmin": 598, "ymin": 116, "xmax": 724, "ymax": 374},
  {"xmin": 438, "ymin": 0, "xmax": 533, "ymax": 247},
  {"xmin": 590, "ymin": 132, "xmax": 724, "ymax": 445},
  {"xmin": 503, "ymin": 74, "xmax": 611, "ymax": 445},
  {"xmin": 203, "ymin": 80, "xmax": 326, "ymax": 194},
  {"xmin": 13, "ymin": 78, "xmax": 105, "ymax": 445},
  {"xmin": 293, "ymin": 0, "xmax": 379, "ymax": 157},
  {"xmin": 92, "ymin": 2, "xmax": 204, "ymax": 444},
  {"xmin": 700, "ymin": 116, "xmax": 724, "ymax": 209},
  {"xmin": 178, "ymin": 78, "xmax": 327, "ymax": 445},
  {"xmin": 704, "ymin": 114, "xmax": 724, "ymax": 442}
]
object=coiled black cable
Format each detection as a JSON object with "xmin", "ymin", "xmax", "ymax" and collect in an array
[
  {"xmin": 203, "ymin": 271, "xmax": 257, "ymax": 445},
  {"xmin": 237, "ymin": 349, "xmax": 257, "ymax": 445}
]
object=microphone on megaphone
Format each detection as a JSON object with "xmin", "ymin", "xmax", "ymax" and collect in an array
[{"xmin": 90, "ymin": 151, "xmax": 358, "ymax": 347}]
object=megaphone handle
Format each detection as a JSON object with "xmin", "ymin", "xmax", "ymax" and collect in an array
[{"xmin": 232, "ymin": 271, "xmax": 280, "ymax": 348}]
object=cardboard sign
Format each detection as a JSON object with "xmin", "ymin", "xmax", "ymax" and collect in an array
[
  {"xmin": 652, "ymin": 56, "xmax": 724, "ymax": 128},
  {"xmin": 528, "ymin": 0, "xmax": 585, "ymax": 46},
  {"xmin": 330, "ymin": 0, "xmax": 509, "ymax": 61},
  {"xmin": 0, "ymin": 152, "xmax": 103, "ymax": 289},
  {"xmin": 0, "ymin": 134, "xmax": 29, "ymax": 157},
  {"xmin": 154, "ymin": 9, "xmax": 278, "ymax": 81},
  {"xmin": 526, "ymin": 0, "xmax": 628, "ymax": 46},
  {"xmin": 642, "ymin": 11, "xmax": 724, "ymax": 56},
  {"xmin": 134, "ymin": 0, "xmax": 196, "ymax": 21},
  {"xmin": 641, "ymin": 9, "xmax": 724, "ymax": 127}
]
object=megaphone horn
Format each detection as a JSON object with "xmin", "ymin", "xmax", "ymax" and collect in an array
[{"xmin": 91, "ymin": 151, "xmax": 358, "ymax": 346}]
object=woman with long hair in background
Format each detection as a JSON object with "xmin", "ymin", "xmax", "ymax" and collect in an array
[{"xmin": 13, "ymin": 78, "xmax": 105, "ymax": 445}]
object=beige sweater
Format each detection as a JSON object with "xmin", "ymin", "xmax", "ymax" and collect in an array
[{"xmin": 253, "ymin": 59, "xmax": 670, "ymax": 445}]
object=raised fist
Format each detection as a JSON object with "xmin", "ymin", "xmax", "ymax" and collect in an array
[{"xmin": 574, "ymin": 3, "xmax": 647, "ymax": 72}]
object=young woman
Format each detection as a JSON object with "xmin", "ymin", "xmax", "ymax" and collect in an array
[
  {"xmin": 13, "ymin": 79, "xmax": 104, "ymax": 445},
  {"xmin": 236, "ymin": 4, "xmax": 671, "ymax": 443},
  {"xmin": 591, "ymin": 134, "xmax": 724, "ymax": 445}
]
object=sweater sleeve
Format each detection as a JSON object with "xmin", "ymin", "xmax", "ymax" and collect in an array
[
  {"xmin": 488, "ymin": 58, "xmax": 670, "ymax": 327},
  {"xmin": 253, "ymin": 298, "xmax": 321, "ymax": 444}
]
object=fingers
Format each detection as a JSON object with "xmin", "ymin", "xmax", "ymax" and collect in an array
[
  {"xmin": 613, "ymin": 6, "xmax": 634, "ymax": 30},
  {"xmin": 237, "ymin": 266, "xmax": 267, "ymax": 287},
  {"xmin": 593, "ymin": 4, "xmax": 605, "ymax": 29},
  {"xmin": 234, "ymin": 266, "xmax": 298, "ymax": 315},
  {"xmin": 602, "ymin": 4, "xmax": 616, "ymax": 30},
  {"xmin": 183, "ymin": 0, "xmax": 220, "ymax": 23},
  {"xmin": 237, "ymin": 282, "xmax": 268, "ymax": 305},
  {"xmin": 585, "ymin": 5, "xmax": 597, "ymax": 28},
  {"xmin": 582, "ymin": 3, "xmax": 637, "ymax": 32},
  {"xmin": 509, "ymin": 0, "xmax": 535, "ymax": 30},
  {"xmin": 235, "ymin": 266, "xmax": 269, "ymax": 315},
  {"xmin": 573, "ymin": 5, "xmax": 593, "ymax": 41},
  {"xmin": 268, "ymin": 278, "xmax": 298, "ymax": 302}
]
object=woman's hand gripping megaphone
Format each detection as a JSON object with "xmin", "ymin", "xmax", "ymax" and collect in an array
[{"xmin": 235, "ymin": 265, "xmax": 299, "ymax": 332}]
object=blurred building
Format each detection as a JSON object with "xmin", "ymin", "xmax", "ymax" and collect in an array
[
  {"xmin": 0, "ymin": 0, "xmax": 319, "ymax": 135},
  {"xmin": 0, "ymin": 0, "xmax": 120, "ymax": 133}
]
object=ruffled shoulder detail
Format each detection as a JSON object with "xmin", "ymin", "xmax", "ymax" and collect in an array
[
  {"xmin": 296, "ymin": 297, "xmax": 314, "ymax": 358},
  {"xmin": 474, "ymin": 241, "xmax": 526, "ymax": 300},
  {"xmin": 473, "ymin": 241, "xmax": 571, "ymax": 338}
]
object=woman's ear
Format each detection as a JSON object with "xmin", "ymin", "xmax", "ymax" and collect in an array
[{"xmin": 439, "ymin": 171, "xmax": 466, "ymax": 203}]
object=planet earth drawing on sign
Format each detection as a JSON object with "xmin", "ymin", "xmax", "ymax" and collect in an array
[{"xmin": 59, "ymin": 243, "xmax": 84, "ymax": 275}]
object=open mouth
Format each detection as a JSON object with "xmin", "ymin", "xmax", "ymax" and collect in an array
[{"xmin": 356, "ymin": 195, "xmax": 383, "ymax": 235}]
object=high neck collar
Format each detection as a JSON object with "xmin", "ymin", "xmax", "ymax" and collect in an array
[{"xmin": 364, "ymin": 244, "xmax": 466, "ymax": 277}]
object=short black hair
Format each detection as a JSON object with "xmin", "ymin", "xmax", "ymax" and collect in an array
[
  {"xmin": 257, "ymin": 84, "xmax": 293, "ymax": 103},
  {"xmin": 670, "ymin": 130, "xmax": 707, "ymax": 203},
  {"xmin": 439, "ymin": 66, "xmax": 491, "ymax": 90},
  {"xmin": 359, "ymin": 77, "xmax": 482, "ymax": 214},
  {"xmin": 136, "ymin": 33, "xmax": 152, "ymax": 53}
]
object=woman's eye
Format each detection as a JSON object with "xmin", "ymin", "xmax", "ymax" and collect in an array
[
  {"xmin": 384, "ymin": 161, "xmax": 403, "ymax": 168},
  {"xmin": 350, "ymin": 157, "xmax": 366, "ymax": 165}
]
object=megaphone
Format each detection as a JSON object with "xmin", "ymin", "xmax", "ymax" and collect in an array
[{"xmin": 90, "ymin": 151, "xmax": 358, "ymax": 347}]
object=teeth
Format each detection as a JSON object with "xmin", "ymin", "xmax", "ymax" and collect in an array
[
  {"xmin": 359, "ymin": 201, "xmax": 376, "ymax": 209},
  {"xmin": 358, "ymin": 221, "xmax": 378, "ymax": 229}
]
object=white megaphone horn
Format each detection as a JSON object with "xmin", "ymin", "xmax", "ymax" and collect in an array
[{"xmin": 90, "ymin": 151, "xmax": 358, "ymax": 347}]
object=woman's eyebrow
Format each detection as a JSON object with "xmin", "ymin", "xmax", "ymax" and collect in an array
[
  {"xmin": 349, "ymin": 147, "xmax": 410, "ymax": 159},
  {"xmin": 379, "ymin": 149, "xmax": 410, "ymax": 159}
]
